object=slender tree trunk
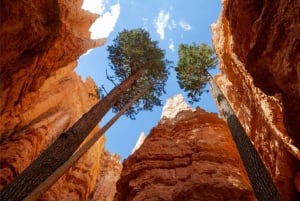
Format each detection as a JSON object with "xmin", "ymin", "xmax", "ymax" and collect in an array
[
  {"xmin": 0, "ymin": 69, "xmax": 144, "ymax": 201},
  {"xmin": 207, "ymin": 74, "xmax": 282, "ymax": 201},
  {"xmin": 22, "ymin": 86, "xmax": 150, "ymax": 201}
]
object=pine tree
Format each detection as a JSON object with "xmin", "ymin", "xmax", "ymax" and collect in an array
[
  {"xmin": 106, "ymin": 29, "xmax": 170, "ymax": 119},
  {"xmin": 0, "ymin": 29, "xmax": 171, "ymax": 201},
  {"xmin": 175, "ymin": 43, "xmax": 217, "ymax": 103},
  {"xmin": 175, "ymin": 43, "xmax": 282, "ymax": 201},
  {"xmin": 22, "ymin": 87, "xmax": 150, "ymax": 201}
]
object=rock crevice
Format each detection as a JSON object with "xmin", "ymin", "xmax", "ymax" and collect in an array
[{"xmin": 212, "ymin": 0, "xmax": 300, "ymax": 199}]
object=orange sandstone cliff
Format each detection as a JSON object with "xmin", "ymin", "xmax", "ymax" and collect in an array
[
  {"xmin": 114, "ymin": 94, "xmax": 255, "ymax": 201},
  {"xmin": 1, "ymin": 0, "xmax": 299, "ymax": 200},
  {"xmin": 91, "ymin": 151, "xmax": 122, "ymax": 201},
  {"xmin": 211, "ymin": 0, "xmax": 300, "ymax": 200},
  {"xmin": 0, "ymin": 0, "xmax": 121, "ymax": 200}
]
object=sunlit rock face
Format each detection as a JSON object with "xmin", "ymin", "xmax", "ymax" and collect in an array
[
  {"xmin": 161, "ymin": 94, "xmax": 194, "ymax": 119},
  {"xmin": 131, "ymin": 132, "xmax": 147, "ymax": 154},
  {"xmin": 90, "ymin": 151, "xmax": 122, "ymax": 201},
  {"xmin": 114, "ymin": 95, "xmax": 255, "ymax": 201},
  {"xmin": 0, "ymin": 60, "xmax": 106, "ymax": 201},
  {"xmin": 0, "ymin": 0, "xmax": 108, "ymax": 200},
  {"xmin": 0, "ymin": 0, "xmax": 105, "ymax": 139},
  {"xmin": 211, "ymin": 0, "xmax": 300, "ymax": 200}
]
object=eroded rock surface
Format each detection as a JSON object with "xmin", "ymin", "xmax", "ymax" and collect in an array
[
  {"xmin": 0, "ymin": 0, "xmax": 109, "ymax": 200},
  {"xmin": 212, "ymin": 0, "xmax": 300, "ymax": 200},
  {"xmin": 0, "ymin": 0, "xmax": 105, "ymax": 140},
  {"xmin": 114, "ymin": 96, "xmax": 255, "ymax": 201},
  {"xmin": 90, "ymin": 151, "xmax": 122, "ymax": 201}
]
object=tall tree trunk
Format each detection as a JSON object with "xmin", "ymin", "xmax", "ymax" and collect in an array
[
  {"xmin": 0, "ymin": 69, "xmax": 144, "ymax": 201},
  {"xmin": 23, "ymin": 85, "xmax": 150, "ymax": 201},
  {"xmin": 207, "ymin": 74, "xmax": 282, "ymax": 201}
]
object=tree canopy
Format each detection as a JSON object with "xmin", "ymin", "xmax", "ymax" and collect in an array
[
  {"xmin": 106, "ymin": 28, "xmax": 172, "ymax": 119},
  {"xmin": 0, "ymin": 29, "xmax": 171, "ymax": 200},
  {"xmin": 175, "ymin": 43, "xmax": 217, "ymax": 103}
]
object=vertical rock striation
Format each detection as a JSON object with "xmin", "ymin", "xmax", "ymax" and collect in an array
[
  {"xmin": 114, "ymin": 94, "xmax": 255, "ymax": 201},
  {"xmin": 0, "ymin": 62, "xmax": 106, "ymax": 201},
  {"xmin": 0, "ymin": 0, "xmax": 111, "ymax": 200},
  {"xmin": 0, "ymin": 0, "xmax": 105, "ymax": 140},
  {"xmin": 211, "ymin": 0, "xmax": 300, "ymax": 200},
  {"xmin": 90, "ymin": 151, "xmax": 122, "ymax": 201}
]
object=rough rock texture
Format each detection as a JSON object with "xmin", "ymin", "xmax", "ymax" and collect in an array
[
  {"xmin": 0, "ymin": 0, "xmax": 105, "ymax": 140},
  {"xmin": 160, "ymin": 94, "xmax": 194, "ymax": 119},
  {"xmin": 0, "ymin": 0, "xmax": 111, "ymax": 200},
  {"xmin": 211, "ymin": 0, "xmax": 300, "ymax": 200},
  {"xmin": 114, "ymin": 95, "xmax": 255, "ymax": 201},
  {"xmin": 0, "ymin": 62, "xmax": 106, "ymax": 200},
  {"xmin": 90, "ymin": 151, "xmax": 122, "ymax": 201}
]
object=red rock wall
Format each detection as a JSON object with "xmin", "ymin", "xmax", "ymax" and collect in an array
[
  {"xmin": 0, "ymin": 0, "xmax": 105, "ymax": 136},
  {"xmin": 0, "ymin": 0, "xmax": 115, "ymax": 200},
  {"xmin": 211, "ymin": 0, "xmax": 300, "ymax": 200},
  {"xmin": 114, "ymin": 108, "xmax": 255, "ymax": 201},
  {"xmin": 90, "ymin": 151, "xmax": 122, "ymax": 201}
]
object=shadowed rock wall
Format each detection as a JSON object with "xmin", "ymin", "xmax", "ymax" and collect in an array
[{"xmin": 211, "ymin": 0, "xmax": 300, "ymax": 200}]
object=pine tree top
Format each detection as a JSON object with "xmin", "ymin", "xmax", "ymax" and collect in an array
[
  {"xmin": 175, "ymin": 43, "xmax": 217, "ymax": 103},
  {"xmin": 106, "ymin": 28, "xmax": 172, "ymax": 119}
]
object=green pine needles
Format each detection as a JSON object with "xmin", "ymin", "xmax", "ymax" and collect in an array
[
  {"xmin": 107, "ymin": 28, "xmax": 172, "ymax": 119},
  {"xmin": 175, "ymin": 43, "xmax": 217, "ymax": 103}
]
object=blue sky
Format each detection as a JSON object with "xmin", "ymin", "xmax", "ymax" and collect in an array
[{"xmin": 77, "ymin": 0, "xmax": 221, "ymax": 160}]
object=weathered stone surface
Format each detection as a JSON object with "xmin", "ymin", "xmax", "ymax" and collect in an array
[
  {"xmin": 211, "ymin": 0, "xmax": 300, "ymax": 200},
  {"xmin": 0, "ymin": 0, "xmax": 105, "ymax": 140},
  {"xmin": 0, "ymin": 62, "xmax": 106, "ymax": 200},
  {"xmin": 90, "ymin": 151, "xmax": 122, "ymax": 201},
  {"xmin": 0, "ymin": 0, "xmax": 108, "ymax": 200},
  {"xmin": 114, "ymin": 95, "xmax": 255, "ymax": 201},
  {"xmin": 161, "ymin": 94, "xmax": 194, "ymax": 119}
]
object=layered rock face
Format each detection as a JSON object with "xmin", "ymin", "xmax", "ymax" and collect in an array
[
  {"xmin": 0, "ymin": 0, "xmax": 105, "ymax": 136},
  {"xmin": 212, "ymin": 0, "xmax": 300, "ymax": 200},
  {"xmin": 90, "ymin": 151, "xmax": 122, "ymax": 201},
  {"xmin": 114, "ymin": 95, "xmax": 255, "ymax": 201},
  {"xmin": 0, "ymin": 0, "xmax": 112, "ymax": 200}
]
